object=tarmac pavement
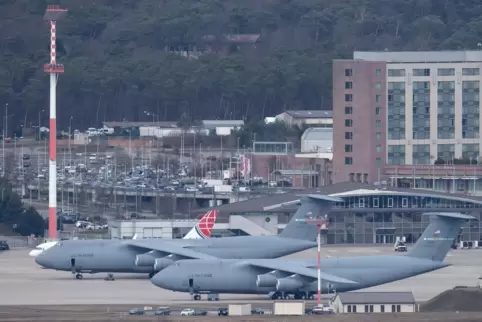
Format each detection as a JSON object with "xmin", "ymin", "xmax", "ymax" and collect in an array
[{"xmin": 1, "ymin": 245, "xmax": 482, "ymax": 307}]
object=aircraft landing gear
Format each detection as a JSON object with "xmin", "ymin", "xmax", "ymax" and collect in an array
[
  {"xmin": 75, "ymin": 273, "xmax": 83, "ymax": 280},
  {"xmin": 193, "ymin": 294, "xmax": 201, "ymax": 301},
  {"xmin": 104, "ymin": 273, "xmax": 115, "ymax": 281}
]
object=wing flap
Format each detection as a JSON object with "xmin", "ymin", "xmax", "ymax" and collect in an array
[
  {"xmin": 125, "ymin": 240, "xmax": 218, "ymax": 260},
  {"xmin": 241, "ymin": 259, "xmax": 358, "ymax": 284}
]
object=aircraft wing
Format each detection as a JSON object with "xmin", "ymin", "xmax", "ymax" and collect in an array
[
  {"xmin": 240, "ymin": 259, "xmax": 358, "ymax": 284},
  {"xmin": 125, "ymin": 240, "xmax": 218, "ymax": 260}
]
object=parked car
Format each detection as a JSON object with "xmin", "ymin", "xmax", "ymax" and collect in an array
[
  {"xmin": 154, "ymin": 307, "xmax": 171, "ymax": 315},
  {"xmin": 0, "ymin": 241, "xmax": 9, "ymax": 251},
  {"xmin": 218, "ymin": 308, "xmax": 228, "ymax": 316},
  {"xmin": 251, "ymin": 308, "xmax": 264, "ymax": 315},
  {"xmin": 128, "ymin": 308, "xmax": 144, "ymax": 315}
]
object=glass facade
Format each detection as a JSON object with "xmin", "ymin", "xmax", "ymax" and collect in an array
[
  {"xmin": 412, "ymin": 82, "xmax": 430, "ymax": 139},
  {"xmin": 387, "ymin": 145, "xmax": 405, "ymax": 165},
  {"xmin": 253, "ymin": 142, "xmax": 293, "ymax": 154},
  {"xmin": 437, "ymin": 144, "xmax": 455, "ymax": 162},
  {"xmin": 290, "ymin": 194, "xmax": 482, "ymax": 245},
  {"xmin": 462, "ymin": 143, "xmax": 480, "ymax": 161},
  {"xmin": 412, "ymin": 144, "xmax": 430, "ymax": 164},
  {"xmin": 387, "ymin": 82, "xmax": 405, "ymax": 139},
  {"xmin": 437, "ymin": 81, "xmax": 455, "ymax": 139},
  {"xmin": 462, "ymin": 81, "xmax": 480, "ymax": 139}
]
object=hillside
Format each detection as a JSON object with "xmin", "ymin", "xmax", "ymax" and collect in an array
[{"xmin": 0, "ymin": 0, "xmax": 480, "ymax": 129}]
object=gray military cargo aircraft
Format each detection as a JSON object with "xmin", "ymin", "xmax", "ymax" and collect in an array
[
  {"xmin": 151, "ymin": 212, "xmax": 471, "ymax": 300},
  {"xmin": 35, "ymin": 195, "xmax": 341, "ymax": 280}
]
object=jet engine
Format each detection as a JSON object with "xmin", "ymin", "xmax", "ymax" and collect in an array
[
  {"xmin": 276, "ymin": 278, "xmax": 303, "ymax": 292},
  {"xmin": 153, "ymin": 257, "xmax": 175, "ymax": 271},
  {"xmin": 135, "ymin": 254, "xmax": 156, "ymax": 267},
  {"xmin": 256, "ymin": 274, "xmax": 278, "ymax": 288}
]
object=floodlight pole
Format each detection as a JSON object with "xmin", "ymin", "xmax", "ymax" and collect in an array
[{"xmin": 43, "ymin": 5, "xmax": 68, "ymax": 239}]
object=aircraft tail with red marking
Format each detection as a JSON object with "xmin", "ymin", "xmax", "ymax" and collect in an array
[{"xmin": 183, "ymin": 210, "xmax": 219, "ymax": 239}]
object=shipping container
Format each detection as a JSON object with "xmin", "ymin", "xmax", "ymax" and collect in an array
[
  {"xmin": 273, "ymin": 301, "xmax": 305, "ymax": 315},
  {"xmin": 228, "ymin": 304, "xmax": 251, "ymax": 316}
]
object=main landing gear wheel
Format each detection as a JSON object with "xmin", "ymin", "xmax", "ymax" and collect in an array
[
  {"xmin": 193, "ymin": 294, "xmax": 201, "ymax": 301},
  {"xmin": 75, "ymin": 273, "xmax": 83, "ymax": 280}
]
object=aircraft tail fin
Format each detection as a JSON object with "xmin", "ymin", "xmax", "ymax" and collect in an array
[
  {"xmin": 183, "ymin": 210, "xmax": 219, "ymax": 239},
  {"xmin": 279, "ymin": 195, "xmax": 342, "ymax": 241},
  {"xmin": 406, "ymin": 213, "xmax": 473, "ymax": 262}
]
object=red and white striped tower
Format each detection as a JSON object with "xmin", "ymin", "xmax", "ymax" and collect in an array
[{"xmin": 43, "ymin": 5, "xmax": 67, "ymax": 239}]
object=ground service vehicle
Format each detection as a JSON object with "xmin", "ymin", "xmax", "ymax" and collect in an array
[
  {"xmin": 0, "ymin": 241, "xmax": 9, "ymax": 251},
  {"xmin": 218, "ymin": 308, "xmax": 228, "ymax": 316}
]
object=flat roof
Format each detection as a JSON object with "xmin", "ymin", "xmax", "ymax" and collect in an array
[
  {"xmin": 199, "ymin": 182, "xmax": 482, "ymax": 215},
  {"xmin": 353, "ymin": 50, "xmax": 482, "ymax": 63}
]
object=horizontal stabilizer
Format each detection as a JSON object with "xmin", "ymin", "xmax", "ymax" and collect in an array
[
  {"xmin": 125, "ymin": 240, "xmax": 217, "ymax": 260},
  {"xmin": 240, "ymin": 259, "xmax": 358, "ymax": 284},
  {"xmin": 422, "ymin": 212, "xmax": 475, "ymax": 220}
]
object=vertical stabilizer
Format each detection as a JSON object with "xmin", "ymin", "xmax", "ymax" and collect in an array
[
  {"xmin": 184, "ymin": 210, "xmax": 219, "ymax": 239},
  {"xmin": 406, "ymin": 213, "xmax": 473, "ymax": 262},
  {"xmin": 279, "ymin": 195, "xmax": 339, "ymax": 241}
]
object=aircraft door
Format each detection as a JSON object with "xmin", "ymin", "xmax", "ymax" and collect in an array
[{"xmin": 188, "ymin": 276, "xmax": 194, "ymax": 294}]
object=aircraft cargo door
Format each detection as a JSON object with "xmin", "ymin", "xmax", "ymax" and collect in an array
[{"xmin": 188, "ymin": 273, "xmax": 213, "ymax": 293}]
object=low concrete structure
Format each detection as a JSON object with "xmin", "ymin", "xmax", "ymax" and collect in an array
[{"xmin": 332, "ymin": 292, "xmax": 416, "ymax": 313}]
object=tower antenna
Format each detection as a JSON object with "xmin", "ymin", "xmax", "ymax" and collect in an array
[{"xmin": 44, "ymin": 5, "xmax": 67, "ymax": 239}]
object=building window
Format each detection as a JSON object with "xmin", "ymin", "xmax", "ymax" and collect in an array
[
  {"xmin": 391, "ymin": 305, "xmax": 396, "ymax": 312},
  {"xmin": 345, "ymin": 157, "xmax": 353, "ymax": 165},
  {"xmin": 376, "ymin": 145, "xmax": 382, "ymax": 152},
  {"xmin": 376, "ymin": 82, "xmax": 381, "ymax": 89},
  {"xmin": 369, "ymin": 305, "xmax": 374, "ymax": 312},
  {"xmin": 463, "ymin": 68, "xmax": 479, "ymax": 76},
  {"xmin": 376, "ymin": 120, "xmax": 381, "ymax": 128},
  {"xmin": 345, "ymin": 144, "xmax": 353, "ymax": 152},
  {"xmin": 376, "ymin": 132, "xmax": 381, "ymax": 140},
  {"xmin": 364, "ymin": 305, "xmax": 369, "ymax": 313},
  {"xmin": 376, "ymin": 94, "xmax": 382, "ymax": 102},
  {"xmin": 375, "ymin": 107, "xmax": 380, "ymax": 115},
  {"xmin": 396, "ymin": 305, "xmax": 401, "ymax": 312},
  {"xmin": 345, "ymin": 106, "xmax": 353, "ymax": 114},
  {"xmin": 437, "ymin": 68, "xmax": 455, "ymax": 76},
  {"xmin": 373, "ymin": 197, "xmax": 379, "ymax": 208},
  {"xmin": 402, "ymin": 197, "xmax": 408, "ymax": 208},
  {"xmin": 345, "ymin": 81, "xmax": 353, "ymax": 89},
  {"xmin": 376, "ymin": 69, "xmax": 381, "ymax": 76},
  {"xmin": 359, "ymin": 197, "xmax": 365, "ymax": 208},
  {"xmin": 345, "ymin": 94, "xmax": 353, "ymax": 102},
  {"xmin": 345, "ymin": 69, "xmax": 353, "ymax": 76},
  {"xmin": 345, "ymin": 132, "xmax": 353, "ymax": 140},
  {"xmin": 381, "ymin": 305, "xmax": 385, "ymax": 313},
  {"xmin": 413, "ymin": 68, "xmax": 430, "ymax": 76},
  {"xmin": 388, "ymin": 69, "xmax": 406, "ymax": 77},
  {"xmin": 376, "ymin": 158, "xmax": 382, "ymax": 167},
  {"xmin": 388, "ymin": 197, "xmax": 393, "ymax": 208},
  {"xmin": 345, "ymin": 119, "xmax": 353, "ymax": 127},
  {"xmin": 347, "ymin": 305, "xmax": 352, "ymax": 313},
  {"xmin": 388, "ymin": 145, "xmax": 406, "ymax": 165}
]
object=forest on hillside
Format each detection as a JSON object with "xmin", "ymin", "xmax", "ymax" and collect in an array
[{"xmin": 1, "ymin": 0, "xmax": 482, "ymax": 131}]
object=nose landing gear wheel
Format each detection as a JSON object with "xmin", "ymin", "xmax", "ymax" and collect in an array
[
  {"xmin": 193, "ymin": 294, "xmax": 201, "ymax": 301},
  {"xmin": 75, "ymin": 273, "xmax": 83, "ymax": 280}
]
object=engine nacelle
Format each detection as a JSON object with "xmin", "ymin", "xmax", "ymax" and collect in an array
[
  {"xmin": 256, "ymin": 274, "xmax": 278, "ymax": 288},
  {"xmin": 135, "ymin": 254, "xmax": 155, "ymax": 267},
  {"xmin": 154, "ymin": 257, "xmax": 175, "ymax": 271},
  {"xmin": 276, "ymin": 278, "xmax": 303, "ymax": 292}
]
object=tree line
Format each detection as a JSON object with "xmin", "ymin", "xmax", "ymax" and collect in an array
[{"xmin": 0, "ymin": 0, "xmax": 480, "ymax": 133}]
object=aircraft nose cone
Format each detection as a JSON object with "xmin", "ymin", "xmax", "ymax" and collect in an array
[
  {"xmin": 150, "ymin": 269, "xmax": 174, "ymax": 290},
  {"xmin": 35, "ymin": 253, "xmax": 51, "ymax": 268}
]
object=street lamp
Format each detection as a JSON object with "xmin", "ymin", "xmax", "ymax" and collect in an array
[{"xmin": 68, "ymin": 116, "xmax": 73, "ymax": 165}]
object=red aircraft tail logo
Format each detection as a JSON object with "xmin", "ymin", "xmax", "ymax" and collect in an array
[{"xmin": 195, "ymin": 210, "xmax": 219, "ymax": 239}]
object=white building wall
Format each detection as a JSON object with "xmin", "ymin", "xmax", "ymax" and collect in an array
[
  {"xmin": 215, "ymin": 127, "xmax": 235, "ymax": 136},
  {"xmin": 386, "ymin": 62, "xmax": 482, "ymax": 164},
  {"xmin": 332, "ymin": 297, "xmax": 415, "ymax": 313}
]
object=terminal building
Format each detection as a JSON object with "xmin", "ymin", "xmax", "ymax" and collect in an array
[{"xmin": 109, "ymin": 182, "xmax": 482, "ymax": 244}]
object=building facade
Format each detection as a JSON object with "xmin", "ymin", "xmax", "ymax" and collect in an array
[
  {"xmin": 332, "ymin": 292, "xmax": 416, "ymax": 314},
  {"xmin": 275, "ymin": 110, "xmax": 333, "ymax": 127},
  {"xmin": 332, "ymin": 50, "xmax": 482, "ymax": 189}
]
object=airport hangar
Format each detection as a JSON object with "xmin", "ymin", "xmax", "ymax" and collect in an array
[{"xmin": 109, "ymin": 182, "xmax": 482, "ymax": 244}]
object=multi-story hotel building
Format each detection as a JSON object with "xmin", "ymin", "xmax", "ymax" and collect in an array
[{"xmin": 333, "ymin": 51, "xmax": 482, "ymax": 191}]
